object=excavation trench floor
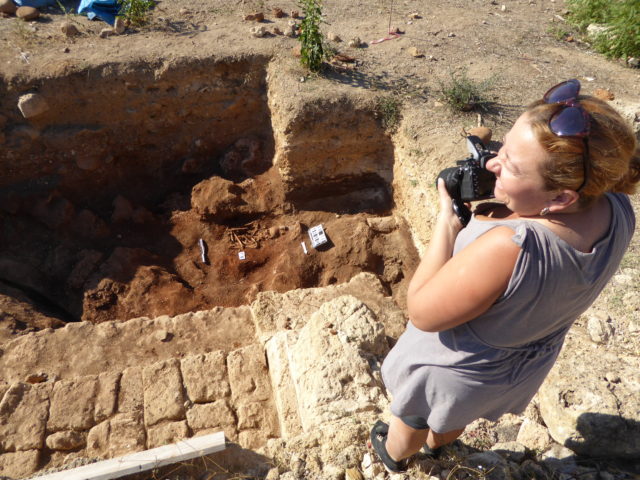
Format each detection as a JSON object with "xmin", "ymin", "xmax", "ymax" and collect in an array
[{"xmin": 0, "ymin": 164, "xmax": 418, "ymax": 344}]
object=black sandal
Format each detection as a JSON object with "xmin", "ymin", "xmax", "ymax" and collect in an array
[{"xmin": 369, "ymin": 420, "xmax": 409, "ymax": 473}]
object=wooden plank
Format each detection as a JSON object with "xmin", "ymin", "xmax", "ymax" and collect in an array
[{"xmin": 37, "ymin": 431, "xmax": 226, "ymax": 480}]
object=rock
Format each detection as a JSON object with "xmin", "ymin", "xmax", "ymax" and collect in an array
[
  {"xmin": 409, "ymin": 12, "xmax": 422, "ymax": 19},
  {"xmin": 16, "ymin": 5, "xmax": 38, "ymax": 19},
  {"xmin": 538, "ymin": 332, "xmax": 640, "ymax": 459},
  {"xmin": 142, "ymin": 359, "xmax": 185, "ymax": 426},
  {"xmin": 48, "ymin": 377, "xmax": 98, "ymax": 431},
  {"xmin": 541, "ymin": 444, "xmax": 577, "ymax": 473},
  {"xmin": 0, "ymin": 0, "xmax": 17, "ymax": 15},
  {"xmin": 468, "ymin": 126, "xmax": 493, "ymax": 144},
  {"xmin": 250, "ymin": 25, "xmax": 266, "ymax": 37},
  {"xmin": 46, "ymin": 431, "xmax": 86, "ymax": 451},
  {"xmin": 327, "ymin": 32, "xmax": 341, "ymax": 42},
  {"xmin": 284, "ymin": 23, "xmax": 297, "ymax": 37},
  {"xmin": 114, "ymin": 16, "xmax": 125, "ymax": 34},
  {"xmin": 0, "ymin": 383, "xmax": 49, "ymax": 451},
  {"xmin": 290, "ymin": 10, "xmax": 299, "ymax": 18},
  {"xmin": 0, "ymin": 450, "xmax": 40, "ymax": 478},
  {"xmin": 155, "ymin": 329, "xmax": 170, "ymax": 342},
  {"xmin": 491, "ymin": 441, "xmax": 527, "ymax": 463},
  {"xmin": 586, "ymin": 312, "xmax": 613, "ymax": 343},
  {"xmin": 593, "ymin": 88, "xmax": 614, "ymax": 101},
  {"xmin": 516, "ymin": 418, "xmax": 552, "ymax": 452},
  {"xmin": 628, "ymin": 57, "xmax": 639, "ymax": 68},
  {"xmin": 273, "ymin": 26, "xmax": 282, "ymax": 35},
  {"xmin": 286, "ymin": 296, "xmax": 388, "ymax": 430},
  {"xmin": 348, "ymin": 37, "xmax": 362, "ymax": 48},
  {"xmin": 273, "ymin": 7, "xmax": 284, "ymax": 18},
  {"xmin": 586, "ymin": 23, "xmax": 610, "ymax": 39},
  {"xmin": 246, "ymin": 11, "xmax": 264, "ymax": 21},
  {"xmin": 24, "ymin": 372, "xmax": 48, "ymax": 384},
  {"xmin": 61, "ymin": 21, "xmax": 79, "ymax": 36},
  {"xmin": 180, "ymin": 351, "xmax": 230, "ymax": 403},
  {"xmin": 17, "ymin": 93, "xmax": 49, "ymax": 119},
  {"xmin": 146, "ymin": 421, "xmax": 189, "ymax": 448},
  {"xmin": 99, "ymin": 28, "xmax": 114, "ymax": 38},
  {"xmin": 409, "ymin": 46, "xmax": 425, "ymax": 57}
]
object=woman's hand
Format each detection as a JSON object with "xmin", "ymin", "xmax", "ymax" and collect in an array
[{"xmin": 436, "ymin": 178, "xmax": 468, "ymax": 233}]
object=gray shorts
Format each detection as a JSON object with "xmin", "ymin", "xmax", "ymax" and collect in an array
[{"xmin": 400, "ymin": 415, "xmax": 429, "ymax": 430}]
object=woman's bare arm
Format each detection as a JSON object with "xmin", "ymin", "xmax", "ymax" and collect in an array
[{"xmin": 407, "ymin": 225, "xmax": 521, "ymax": 332}]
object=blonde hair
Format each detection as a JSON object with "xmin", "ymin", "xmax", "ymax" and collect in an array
[{"xmin": 526, "ymin": 96, "xmax": 640, "ymax": 206}]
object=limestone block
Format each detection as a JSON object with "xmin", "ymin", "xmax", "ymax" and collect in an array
[
  {"xmin": 48, "ymin": 376, "xmax": 98, "ymax": 431},
  {"xmin": 45, "ymin": 430, "xmax": 87, "ymax": 451},
  {"xmin": 516, "ymin": 418, "xmax": 552, "ymax": 452},
  {"xmin": 251, "ymin": 272, "xmax": 404, "ymax": 341},
  {"xmin": 143, "ymin": 358, "xmax": 186, "ymax": 426},
  {"xmin": 0, "ymin": 383, "xmax": 49, "ymax": 451},
  {"xmin": 87, "ymin": 412, "xmax": 146, "ymax": 458},
  {"xmin": 181, "ymin": 351, "xmax": 230, "ymax": 403},
  {"xmin": 118, "ymin": 366, "xmax": 143, "ymax": 413},
  {"xmin": 538, "ymin": 332, "xmax": 640, "ymax": 459},
  {"xmin": 186, "ymin": 400, "xmax": 236, "ymax": 434},
  {"xmin": 238, "ymin": 428, "xmax": 275, "ymax": 450},
  {"xmin": 86, "ymin": 421, "xmax": 109, "ymax": 457},
  {"xmin": 265, "ymin": 331, "xmax": 303, "ymax": 439},
  {"xmin": 146, "ymin": 421, "xmax": 190, "ymax": 449},
  {"xmin": 227, "ymin": 344, "xmax": 272, "ymax": 405},
  {"xmin": 94, "ymin": 371, "xmax": 121, "ymax": 422},
  {"xmin": 17, "ymin": 93, "xmax": 49, "ymax": 118},
  {"xmin": 236, "ymin": 401, "xmax": 279, "ymax": 434},
  {"xmin": 288, "ymin": 296, "xmax": 387, "ymax": 431},
  {"xmin": 0, "ymin": 450, "xmax": 40, "ymax": 478}
]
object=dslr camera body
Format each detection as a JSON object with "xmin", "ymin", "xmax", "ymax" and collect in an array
[{"xmin": 436, "ymin": 135, "xmax": 497, "ymax": 226}]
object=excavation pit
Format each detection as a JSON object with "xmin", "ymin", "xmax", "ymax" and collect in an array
[
  {"xmin": 0, "ymin": 55, "xmax": 424, "ymax": 477},
  {"xmin": 0, "ymin": 55, "xmax": 418, "ymax": 343}
]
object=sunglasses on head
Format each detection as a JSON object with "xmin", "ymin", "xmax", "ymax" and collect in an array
[{"xmin": 542, "ymin": 79, "xmax": 591, "ymax": 193}]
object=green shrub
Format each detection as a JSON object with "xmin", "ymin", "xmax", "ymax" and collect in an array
[
  {"xmin": 118, "ymin": 0, "xmax": 154, "ymax": 27},
  {"xmin": 298, "ymin": 0, "xmax": 324, "ymax": 72},
  {"xmin": 566, "ymin": 0, "xmax": 640, "ymax": 59},
  {"xmin": 438, "ymin": 71, "xmax": 494, "ymax": 112},
  {"xmin": 375, "ymin": 95, "xmax": 402, "ymax": 132}
]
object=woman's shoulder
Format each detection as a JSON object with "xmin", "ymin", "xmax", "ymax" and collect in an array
[{"xmin": 473, "ymin": 202, "xmax": 517, "ymax": 221}]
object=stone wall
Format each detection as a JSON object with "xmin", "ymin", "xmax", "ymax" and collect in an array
[{"xmin": 0, "ymin": 273, "xmax": 404, "ymax": 479}]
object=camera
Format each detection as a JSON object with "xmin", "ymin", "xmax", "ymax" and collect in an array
[{"xmin": 436, "ymin": 135, "xmax": 497, "ymax": 225}]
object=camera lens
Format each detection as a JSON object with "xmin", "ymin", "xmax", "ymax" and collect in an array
[{"xmin": 437, "ymin": 167, "xmax": 463, "ymax": 200}]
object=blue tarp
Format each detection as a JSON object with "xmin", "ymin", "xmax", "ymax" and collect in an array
[
  {"xmin": 14, "ymin": 0, "xmax": 56, "ymax": 7},
  {"xmin": 77, "ymin": 0, "xmax": 120, "ymax": 25}
]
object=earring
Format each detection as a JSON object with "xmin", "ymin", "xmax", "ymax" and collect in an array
[{"xmin": 540, "ymin": 207, "xmax": 550, "ymax": 216}]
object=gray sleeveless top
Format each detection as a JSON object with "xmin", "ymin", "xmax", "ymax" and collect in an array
[{"xmin": 381, "ymin": 193, "xmax": 635, "ymax": 432}]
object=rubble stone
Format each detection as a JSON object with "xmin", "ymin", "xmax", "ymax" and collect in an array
[{"xmin": 17, "ymin": 93, "xmax": 49, "ymax": 119}]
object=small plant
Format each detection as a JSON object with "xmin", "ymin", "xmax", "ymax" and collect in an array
[
  {"xmin": 438, "ymin": 71, "xmax": 494, "ymax": 112},
  {"xmin": 566, "ymin": 0, "xmax": 640, "ymax": 59},
  {"xmin": 298, "ymin": 0, "xmax": 324, "ymax": 72},
  {"xmin": 118, "ymin": 0, "xmax": 154, "ymax": 27},
  {"xmin": 375, "ymin": 95, "xmax": 402, "ymax": 132},
  {"xmin": 547, "ymin": 24, "xmax": 572, "ymax": 41}
]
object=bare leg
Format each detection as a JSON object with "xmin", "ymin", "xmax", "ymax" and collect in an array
[
  {"xmin": 385, "ymin": 415, "xmax": 465, "ymax": 461},
  {"xmin": 427, "ymin": 426, "xmax": 465, "ymax": 450},
  {"xmin": 385, "ymin": 416, "xmax": 429, "ymax": 461}
]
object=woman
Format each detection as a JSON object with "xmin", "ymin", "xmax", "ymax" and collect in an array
[{"xmin": 370, "ymin": 79, "xmax": 640, "ymax": 472}]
